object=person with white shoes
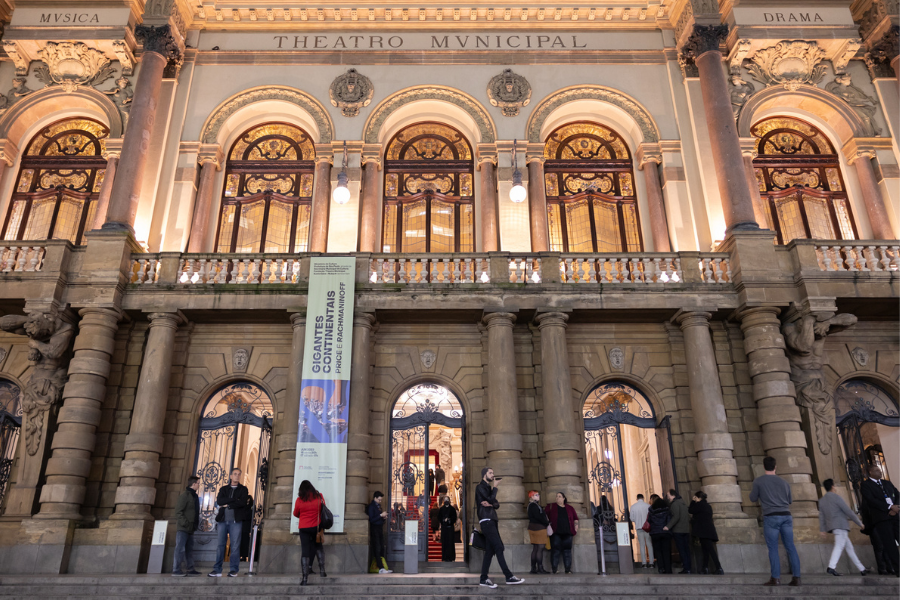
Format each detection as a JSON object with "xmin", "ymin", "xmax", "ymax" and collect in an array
[
  {"xmin": 819, "ymin": 478, "xmax": 868, "ymax": 576},
  {"xmin": 476, "ymin": 467, "xmax": 524, "ymax": 588}
]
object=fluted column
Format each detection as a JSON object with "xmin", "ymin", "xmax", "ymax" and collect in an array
[
  {"xmin": 103, "ymin": 26, "xmax": 182, "ymax": 232},
  {"xmin": 111, "ymin": 311, "xmax": 183, "ymax": 519},
  {"xmin": 36, "ymin": 307, "xmax": 120, "ymax": 519},
  {"xmin": 845, "ymin": 146, "xmax": 894, "ymax": 240},
  {"xmin": 737, "ymin": 307, "xmax": 817, "ymax": 517},
  {"xmin": 681, "ymin": 26, "xmax": 759, "ymax": 233},
  {"xmin": 91, "ymin": 140, "xmax": 123, "ymax": 230},
  {"xmin": 527, "ymin": 153, "xmax": 549, "ymax": 252},
  {"xmin": 637, "ymin": 143, "xmax": 671, "ymax": 252},
  {"xmin": 310, "ymin": 157, "xmax": 332, "ymax": 252},
  {"xmin": 0, "ymin": 139, "xmax": 19, "ymax": 231},
  {"xmin": 187, "ymin": 145, "xmax": 223, "ymax": 252},
  {"xmin": 482, "ymin": 312, "xmax": 526, "ymax": 538},
  {"xmin": 675, "ymin": 311, "xmax": 744, "ymax": 517},
  {"xmin": 358, "ymin": 158, "xmax": 381, "ymax": 253},
  {"xmin": 738, "ymin": 138, "xmax": 769, "ymax": 230},
  {"xmin": 271, "ymin": 313, "xmax": 306, "ymax": 522},
  {"xmin": 479, "ymin": 155, "xmax": 499, "ymax": 252},
  {"xmin": 345, "ymin": 312, "xmax": 376, "ymax": 544}
]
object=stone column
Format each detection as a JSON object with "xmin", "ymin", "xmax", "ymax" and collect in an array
[
  {"xmin": 111, "ymin": 311, "xmax": 183, "ymax": 519},
  {"xmin": 739, "ymin": 138, "xmax": 769, "ymax": 230},
  {"xmin": 482, "ymin": 311, "xmax": 526, "ymax": 539},
  {"xmin": 103, "ymin": 26, "xmax": 182, "ymax": 233},
  {"xmin": 736, "ymin": 307, "xmax": 817, "ymax": 517},
  {"xmin": 270, "ymin": 312, "xmax": 305, "ymax": 522},
  {"xmin": 0, "ymin": 138, "xmax": 19, "ymax": 220},
  {"xmin": 675, "ymin": 311, "xmax": 744, "ymax": 517},
  {"xmin": 186, "ymin": 145, "xmax": 224, "ymax": 252},
  {"xmin": 309, "ymin": 156, "xmax": 332, "ymax": 252},
  {"xmin": 526, "ymin": 149, "xmax": 549, "ymax": 252},
  {"xmin": 681, "ymin": 26, "xmax": 759, "ymax": 233},
  {"xmin": 478, "ymin": 153, "xmax": 499, "ymax": 252},
  {"xmin": 845, "ymin": 145, "xmax": 894, "ymax": 240},
  {"xmin": 358, "ymin": 157, "xmax": 381, "ymax": 253},
  {"xmin": 91, "ymin": 139, "xmax": 123, "ymax": 230},
  {"xmin": 36, "ymin": 307, "xmax": 120, "ymax": 519},
  {"xmin": 345, "ymin": 312, "xmax": 376, "ymax": 547},
  {"xmin": 637, "ymin": 143, "xmax": 671, "ymax": 252}
]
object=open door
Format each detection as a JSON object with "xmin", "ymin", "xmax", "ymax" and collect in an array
[
  {"xmin": 837, "ymin": 415, "xmax": 867, "ymax": 510},
  {"xmin": 656, "ymin": 415, "xmax": 678, "ymax": 496}
]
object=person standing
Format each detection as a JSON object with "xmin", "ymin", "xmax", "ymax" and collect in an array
[
  {"xmin": 545, "ymin": 492, "xmax": 579, "ymax": 574},
  {"xmin": 438, "ymin": 496, "xmax": 458, "ymax": 561},
  {"xmin": 476, "ymin": 467, "xmax": 524, "ymax": 588},
  {"xmin": 527, "ymin": 491, "xmax": 550, "ymax": 574},
  {"xmin": 647, "ymin": 495, "xmax": 672, "ymax": 574},
  {"xmin": 860, "ymin": 465, "xmax": 899, "ymax": 576},
  {"xmin": 629, "ymin": 494, "xmax": 653, "ymax": 569},
  {"xmin": 293, "ymin": 480, "xmax": 326, "ymax": 586},
  {"xmin": 663, "ymin": 489, "xmax": 691, "ymax": 574},
  {"xmin": 240, "ymin": 495, "xmax": 254, "ymax": 562},
  {"xmin": 750, "ymin": 456, "xmax": 801, "ymax": 586},
  {"xmin": 172, "ymin": 476, "xmax": 201, "ymax": 577},
  {"xmin": 367, "ymin": 491, "xmax": 392, "ymax": 574},
  {"xmin": 819, "ymin": 478, "xmax": 868, "ymax": 576},
  {"xmin": 689, "ymin": 491, "xmax": 723, "ymax": 575},
  {"xmin": 209, "ymin": 468, "xmax": 250, "ymax": 577}
]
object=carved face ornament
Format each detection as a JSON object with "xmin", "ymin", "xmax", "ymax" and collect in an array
[
  {"xmin": 487, "ymin": 68, "xmax": 532, "ymax": 117},
  {"xmin": 329, "ymin": 68, "xmax": 374, "ymax": 117}
]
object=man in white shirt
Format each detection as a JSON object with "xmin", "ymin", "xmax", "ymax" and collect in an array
[{"xmin": 630, "ymin": 494, "xmax": 654, "ymax": 568}]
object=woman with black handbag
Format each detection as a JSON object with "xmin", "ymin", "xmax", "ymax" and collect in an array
[{"xmin": 293, "ymin": 480, "xmax": 327, "ymax": 585}]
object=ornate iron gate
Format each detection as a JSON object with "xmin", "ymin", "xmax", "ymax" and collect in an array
[{"xmin": 0, "ymin": 379, "xmax": 22, "ymax": 509}]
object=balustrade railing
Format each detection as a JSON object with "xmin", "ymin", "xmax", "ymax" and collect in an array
[
  {"xmin": 0, "ymin": 245, "xmax": 45, "ymax": 273},
  {"xmin": 815, "ymin": 244, "xmax": 900, "ymax": 272},
  {"xmin": 506, "ymin": 253, "xmax": 729, "ymax": 284},
  {"xmin": 369, "ymin": 255, "xmax": 491, "ymax": 284}
]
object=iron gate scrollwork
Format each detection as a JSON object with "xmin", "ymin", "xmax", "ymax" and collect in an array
[{"xmin": 0, "ymin": 379, "xmax": 23, "ymax": 509}]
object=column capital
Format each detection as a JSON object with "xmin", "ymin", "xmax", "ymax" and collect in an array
[
  {"xmin": 738, "ymin": 137, "xmax": 758, "ymax": 158},
  {"xmin": 0, "ymin": 138, "xmax": 19, "ymax": 166},
  {"xmin": 146, "ymin": 310, "xmax": 185, "ymax": 329},
  {"xmin": 636, "ymin": 142, "xmax": 663, "ymax": 169},
  {"xmin": 353, "ymin": 311, "xmax": 376, "ymax": 329},
  {"xmin": 482, "ymin": 311, "xmax": 516, "ymax": 329},
  {"xmin": 864, "ymin": 25, "xmax": 899, "ymax": 79},
  {"xmin": 102, "ymin": 138, "xmax": 124, "ymax": 161},
  {"xmin": 290, "ymin": 311, "xmax": 307, "ymax": 329},
  {"xmin": 534, "ymin": 310, "xmax": 569, "ymax": 329},
  {"xmin": 476, "ymin": 143, "xmax": 498, "ymax": 169},
  {"xmin": 678, "ymin": 24, "xmax": 729, "ymax": 77},
  {"xmin": 674, "ymin": 310, "xmax": 712, "ymax": 330},
  {"xmin": 525, "ymin": 142, "xmax": 546, "ymax": 165},
  {"xmin": 314, "ymin": 154, "xmax": 334, "ymax": 166},
  {"xmin": 197, "ymin": 143, "xmax": 224, "ymax": 170},
  {"xmin": 842, "ymin": 137, "xmax": 885, "ymax": 164},
  {"xmin": 361, "ymin": 143, "xmax": 383, "ymax": 169},
  {"xmin": 136, "ymin": 24, "xmax": 184, "ymax": 63},
  {"xmin": 315, "ymin": 143, "xmax": 335, "ymax": 161}
]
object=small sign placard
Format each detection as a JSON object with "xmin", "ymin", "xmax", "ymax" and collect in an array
[
  {"xmin": 615, "ymin": 522, "xmax": 630, "ymax": 547},
  {"xmin": 151, "ymin": 521, "xmax": 168, "ymax": 546},
  {"xmin": 404, "ymin": 520, "xmax": 418, "ymax": 546}
]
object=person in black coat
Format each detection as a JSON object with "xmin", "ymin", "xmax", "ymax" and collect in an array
[
  {"xmin": 689, "ymin": 491, "xmax": 723, "ymax": 575},
  {"xmin": 526, "ymin": 491, "xmax": 550, "ymax": 574},
  {"xmin": 438, "ymin": 497, "xmax": 458, "ymax": 561},
  {"xmin": 647, "ymin": 496, "xmax": 672, "ymax": 574},
  {"xmin": 860, "ymin": 465, "xmax": 899, "ymax": 576}
]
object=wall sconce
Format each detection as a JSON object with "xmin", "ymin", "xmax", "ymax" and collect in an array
[
  {"xmin": 332, "ymin": 141, "xmax": 351, "ymax": 205},
  {"xmin": 509, "ymin": 139, "xmax": 526, "ymax": 203}
]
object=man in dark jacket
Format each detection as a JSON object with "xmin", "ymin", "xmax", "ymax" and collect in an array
[
  {"xmin": 475, "ymin": 467, "xmax": 523, "ymax": 588},
  {"xmin": 210, "ymin": 468, "xmax": 251, "ymax": 577},
  {"xmin": 173, "ymin": 476, "xmax": 201, "ymax": 576},
  {"xmin": 367, "ymin": 491, "xmax": 392, "ymax": 574},
  {"xmin": 664, "ymin": 489, "xmax": 692, "ymax": 574},
  {"xmin": 860, "ymin": 465, "xmax": 899, "ymax": 576}
]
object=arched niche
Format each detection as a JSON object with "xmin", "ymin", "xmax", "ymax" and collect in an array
[{"xmin": 0, "ymin": 87, "xmax": 122, "ymax": 146}]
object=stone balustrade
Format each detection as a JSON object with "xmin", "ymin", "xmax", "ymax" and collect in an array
[
  {"xmin": 508, "ymin": 253, "xmax": 729, "ymax": 284},
  {"xmin": 0, "ymin": 245, "xmax": 45, "ymax": 273},
  {"xmin": 814, "ymin": 243, "xmax": 900, "ymax": 272},
  {"xmin": 369, "ymin": 255, "xmax": 491, "ymax": 284}
]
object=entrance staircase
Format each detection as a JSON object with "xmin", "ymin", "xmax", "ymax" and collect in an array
[{"xmin": 0, "ymin": 573, "xmax": 896, "ymax": 600}]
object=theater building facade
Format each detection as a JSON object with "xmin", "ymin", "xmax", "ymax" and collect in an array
[{"xmin": 0, "ymin": 0, "xmax": 898, "ymax": 576}]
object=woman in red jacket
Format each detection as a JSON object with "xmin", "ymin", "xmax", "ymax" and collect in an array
[
  {"xmin": 545, "ymin": 492, "xmax": 579, "ymax": 574},
  {"xmin": 293, "ymin": 480, "xmax": 325, "ymax": 585}
]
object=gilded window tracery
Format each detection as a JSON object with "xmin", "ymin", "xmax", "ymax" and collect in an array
[
  {"xmin": 215, "ymin": 122, "xmax": 316, "ymax": 253},
  {"xmin": 543, "ymin": 122, "xmax": 642, "ymax": 252},
  {"xmin": 2, "ymin": 118, "xmax": 109, "ymax": 245},
  {"xmin": 751, "ymin": 116, "xmax": 856, "ymax": 244},
  {"xmin": 382, "ymin": 122, "xmax": 474, "ymax": 253}
]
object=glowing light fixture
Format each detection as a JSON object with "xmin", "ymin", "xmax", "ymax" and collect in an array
[
  {"xmin": 509, "ymin": 139, "xmax": 527, "ymax": 203},
  {"xmin": 332, "ymin": 141, "xmax": 351, "ymax": 205}
]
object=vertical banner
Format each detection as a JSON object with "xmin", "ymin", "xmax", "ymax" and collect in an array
[{"xmin": 291, "ymin": 257, "xmax": 356, "ymax": 533}]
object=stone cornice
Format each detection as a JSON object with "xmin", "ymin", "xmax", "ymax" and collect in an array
[{"xmin": 842, "ymin": 136, "xmax": 893, "ymax": 163}]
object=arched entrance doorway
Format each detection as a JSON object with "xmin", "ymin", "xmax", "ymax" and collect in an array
[
  {"xmin": 387, "ymin": 383, "xmax": 465, "ymax": 563},
  {"xmin": 192, "ymin": 381, "xmax": 274, "ymax": 562},
  {"xmin": 835, "ymin": 379, "xmax": 899, "ymax": 509},
  {"xmin": 0, "ymin": 379, "xmax": 22, "ymax": 509},
  {"xmin": 582, "ymin": 381, "xmax": 676, "ymax": 565}
]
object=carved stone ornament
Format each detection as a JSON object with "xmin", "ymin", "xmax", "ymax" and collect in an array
[
  {"xmin": 233, "ymin": 347, "xmax": 250, "ymax": 373},
  {"xmin": 850, "ymin": 346, "xmax": 869, "ymax": 367},
  {"xmin": 609, "ymin": 347, "xmax": 625, "ymax": 371},
  {"xmin": 0, "ymin": 312, "xmax": 75, "ymax": 455},
  {"xmin": 420, "ymin": 349, "xmax": 436, "ymax": 369},
  {"xmin": 34, "ymin": 42, "xmax": 116, "ymax": 93},
  {"xmin": 864, "ymin": 26, "xmax": 900, "ymax": 79},
  {"xmin": 102, "ymin": 77, "xmax": 134, "ymax": 125},
  {"xmin": 136, "ymin": 24, "xmax": 183, "ymax": 63},
  {"xmin": 0, "ymin": 347, "xmax": 7, "ymax": 367},
  {"xmin": 746, "ymin": 41, "xmax": 827, "ymax": 91},
  {"xmin": 0, "ymin": 78, "xmax": 34, "ymax": 114},
  {"xmin": 678, "ymin": 24, "xmax": 728, "ymax": 76},
  {"xmin": 487, "ymin": 69, "xmax": 532, "ymax": 117},
  {"xmin": 824, "ymin": 73, "xmax": 882, "ymax": 136},
  {"xmin": 329, "ymin": 68, "xmax": 374, "ymax": 117},
  {"xmin": 730, "ymin": 74, "xmax": 756, "ymax": 120}
]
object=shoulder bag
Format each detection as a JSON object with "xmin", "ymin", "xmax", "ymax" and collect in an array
[
  {"xmin": 470, "ymin": 528, "xmax": 486, "ymax": 551},
  {"xmin": 642, "ymin": 520, "xmax": 651, "ymax": 532}
]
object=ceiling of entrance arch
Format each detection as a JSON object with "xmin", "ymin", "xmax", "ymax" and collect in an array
[
  {"xmin": 392, "ymin": 383, "xmax": 463, "ymax": 420},
  {"xmin": 583, "ymin": 382, "xmax": 653, "ymax": 419}
]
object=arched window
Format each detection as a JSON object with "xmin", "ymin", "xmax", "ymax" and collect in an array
[
  {"xmin": 751, "ymin": 116, "xmax": 857, "ymax": 244},
  {"xmin": 0, "ymin": 379, "xmax": 22, "ymax": 509},
  {"xmin": 543, "ymin": 122, "xmax": 642, "ymax": 252},
  {"xmin": 382, "ymin": 122, "xmax": 475, "ymax": 253},
  {"xmin": 2, "ymin": 118, "xmax": 109, "ymax": 245},
  {"xmin": 215, "ymin": 122, "xmax": 316, "ymax": 253}
]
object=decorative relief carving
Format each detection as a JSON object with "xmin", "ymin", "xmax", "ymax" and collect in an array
[
  {"xmin": 0, "ymin": 347, "xmax": 6, "ymax": 367},
  {"xmin": 329, "ymin": 68, "xmax": 374, "ymax": 117},
  {"xmin": 831, "ymin": 38, "xmax": 862, "ymax": 75},
  {"xmin": 420, "ymin": 349, "xmax": 436, "ymax": 369},
  {"xmin": 102, "ymin": 77, "xmax": 134, "ymax": 125},
  {"xmin": 233, "ymin": 347, "xmax": 250, "ymax": 372},
  {"xmin": 678, "ymin": 25, "xmax": 728, "ymax": 78},
  {"xmin": 136, "ymin": 24, "xmax": 184, "ymax": 68},
  {"xmin": 487, "ymin": 68, "xmax": 532, "ymax": 117},
  {"xmin": 729, "ymin": 39, "xmax": 752, "ymax": 76},
  {"xmin": 0, "ymin": 312, "xmax": 75, "ymax": 456},
  {"xmin": 2, "ymin": 41, "xmax": 29, "ymax": 76},
  {"xmin": 730, "ymin": 74, "xmax": 756, "ymax": 119},
  {"xmin": 824, "ymin": 73, "xmax": 882, "ymax": 136},
  {"xmin": 746, "ymin": 41, "xmax": 827, "ymax": 91},
  {"xmin": 111, "ymin": 40, "xmax": 135, "ymax": 76},
  {"xmin": 526, "ymin": 85, "xmax": 659, "ymax": 143},
  {"xmin": 864, "ymin": 26, "xmax": 900, "ymax": 79},
  {"xmin": 608, "ymin": 347, "xmax": 624, "ymax": 371},
  {"xmin": 0, "ymin": 78, "xmax": 34, "ymax": 113},
  {"xmin": 34, "ymin": 42, "xmax": 116, "ymax": 93},
  {"xmin": 850, "ymin": 346, "xmax": 869, "ymax": 367}
]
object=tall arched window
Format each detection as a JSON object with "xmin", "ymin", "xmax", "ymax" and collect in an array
[
  {"xmin": 382, "ymin": 122, "xmax": 475, "ymax": 253},
  {"xmin": 215, "ymin": 122, "xmax": 316, "ymax": 253},
  {"xmin": 544, "ymin": 122, "xmax": 642, "ymax": 252},
  {"xmin": 2, "ymin": 118, "xmax": 109, "ymax": 245},
  {"xmin": 0, "ymin": 379, "xmax": 22, "ymax": 509},
  {"xmin": 751, "ymin": 116, "xmax": 857, "ymax": 244}
]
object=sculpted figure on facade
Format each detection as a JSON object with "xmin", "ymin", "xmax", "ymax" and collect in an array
[
  {"xmin": 329, "ymin": 68, "xmax": 374, "ymax": 117},
  {"xmin": 34, "ymin": 42, "xmax": 117, "ymax": 93},
  {"xmin": 747, "ymin": 41, "xmax": 827, "ymax": 90},
  {"xmin": 0, "ymin": 78, "xmax": 32, "ymax": 112},
  {"xmin": 824, "ymin": 73, "xmax": 882, "ymax": 135},
  {"xmin": 487, "ymin": 68, "xmax": 532, "ymax": 117},
  {"xmin": 729, "ymin": 74, "xmax": 755, "ymax": 119},
  {"xmin": 782, "ymin": 311, "xmax": 857, "ymax": 455},
  {"xmin": 103, "ymin": 77, "xmax": 134, "ymax": 124},
  {"xmin": 0, "ymin": 312, "xmax": 74, "ymax": 455}
]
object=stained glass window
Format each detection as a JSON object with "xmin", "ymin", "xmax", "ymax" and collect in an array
[
  {"xmin": 751, "ymin": 116, "xmax": 856, "ymax": 244},
  {"xmin": 2, "ymin": 117, "xmax": 108, "ymax": 244},
  {"xmin": 215, "ymin": 123, "xmax": 316, "ymax": 253},
  {"xmin": 543, "ymin": 122, "xmax": 642, "ymax": 252},
  {"xmin": 382, "ymin": 122, "xmax": 474, "ymax": 253}
]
